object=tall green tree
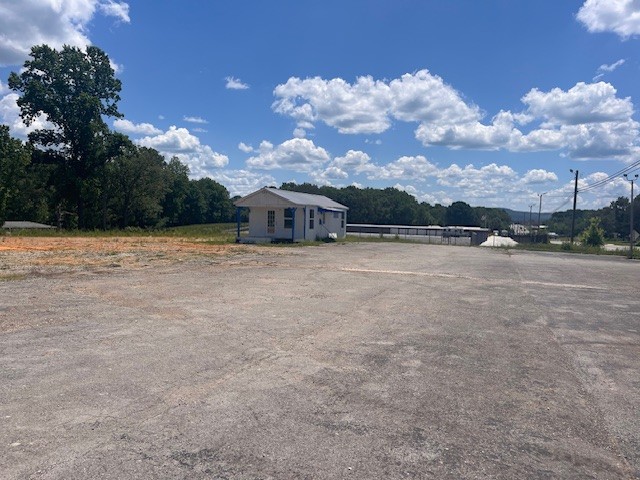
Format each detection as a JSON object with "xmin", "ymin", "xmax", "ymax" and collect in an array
[
  {"xmin": 0, "ymin": 126, "xmax": 31, "ymax": 224},
  {"xmin": 444, "ymin": 201, "xmax": 478, "ymax": 226},
  {"xmin": 8, "ymin": 44, "xmax": 123, "ymax": 228},
  {"xmin": 0, "ymin": 126, "xmax": 54, "ymax": 224},
  {"xmin": 162, "ymin": 157, "xmax": 191, "ymax": 226},
  {"xmin": 108, "ymin": 147, "xmax": 168, "ymax": 228}
]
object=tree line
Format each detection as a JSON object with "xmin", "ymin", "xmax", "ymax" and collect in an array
[
  {"xmin": 547, "ymin": 195, "xmax": 640, "ymax": 239},
  {"xmin": 0, "ymin": 44, "xmax": 234, "ymax": 229},
  {"xmin": 279, "ymin": 183, "xmax": 512, "ymax": 230}
]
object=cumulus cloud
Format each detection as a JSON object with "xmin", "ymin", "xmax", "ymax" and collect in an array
[
  {"xmin": 522, "ymin": 82, "xmax": 632, "ymax": 125},
  {"xmin": 415, "ymin": 110, "xmax": 522, "ymax": 150},
  {"xmin": 308, "ymin": 149, "xmax": 375, "ymax": 184},
  {"xmin": 273, "ymin": 75, "xmax": 392, "ymax": 134},
  {"xmin": 210, "ymin": 170, "xmax": 276, "ymax": 197},
  {"xmin": 367, "ymin": 155, "xmax": 439, "ymax": 180},
  {"xmin": 274, "ymin": 70, "xmax": 640, "ymax": 161},
  {"xmin": 522, "ymin": 169, "xmax": 559, "ymax": 184},
  {"xmin": 332, "ymin": 150, "xmax": 374, "ymax": 174},
  {"xmin": 246, "ymin": 138, "xmax": 331, "ymax": 172},
  {"xmin": 577, "ymin": 0, "xmax": 640, "ymax": 38},
  {"xmin": 293, "ymin": 127, "xmax": 307, "ymax": 138},
  {"xmin": 113, "ymin": 119, "xmax": 162, "ymax": 136},
  {"xmin": 0, "ymin": 0, "xmax": 130, "ymax": 66},
  {"xmin": 273, "ymin": 70, "xmax": 480, "ymax": 135},
  {"xmin": 225, "ymin": 76, "xmax": 250, "ymax": 90},
  {"xmin": 238, "ymin": 142, "xmax": 254, "ymax": 153},
  {"xmin": 0, "ymin": 92, "xmax": 51, "ymax": 139},
  {"xmin": 137, "ymin": 125, "xmax": 228, "ymax": 177}
]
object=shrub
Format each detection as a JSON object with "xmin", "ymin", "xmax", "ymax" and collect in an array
[{"xmin": 581, "ymin": 217, "xmax": 605, "ymax": 247}]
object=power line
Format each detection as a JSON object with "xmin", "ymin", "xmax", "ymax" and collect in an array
[
  {"xmin": 578, "ymin": 160, "xmax": 640, "ymax": 193},
  {"xmin": 548, "ymin": 195, "xmax": 574, "ymax": 213}
]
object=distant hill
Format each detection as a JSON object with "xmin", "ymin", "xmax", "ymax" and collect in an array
[{"xmin": 502, "ymin": 208, "xmax": 553, "ymax": 224}]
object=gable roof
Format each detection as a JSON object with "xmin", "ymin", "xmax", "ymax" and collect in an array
[{"xmin": 235, "ymin": 187, "xmax": 348, "ymax": 210}]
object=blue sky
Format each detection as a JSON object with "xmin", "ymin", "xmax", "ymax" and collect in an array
[{"xmin": 2, "ymin": 0, "xmax": 640, "ymax": 211}]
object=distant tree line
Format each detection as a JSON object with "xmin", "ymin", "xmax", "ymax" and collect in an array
[
  {"xmin": 547, "ymin": 195, "xmax": 640, "ymax": 239},
  {"xmin": 279, "ymin": 182, "xmax": 512, "ymax": 230},
  {"xmin": 0, "ymin": 44, "xmax": 234, "ymax": 229}
]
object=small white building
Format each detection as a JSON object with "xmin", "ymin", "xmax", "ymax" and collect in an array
[{"xmin": 234, "ymin": 187, "xmax": 348, "ymax": 242}]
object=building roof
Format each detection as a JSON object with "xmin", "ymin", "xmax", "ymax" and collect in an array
[
  {"xmin": 2, "ymin": 221, "xmax": 55, "ymax": 229},
  {"xmin": 235, "ymin": 187, "xmax": 348, "ymax": 211}
]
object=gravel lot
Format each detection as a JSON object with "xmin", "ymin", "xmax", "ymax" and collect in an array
[{"xmin": 1, "ymin": 241, "xmax": 638, "ymax": 479}]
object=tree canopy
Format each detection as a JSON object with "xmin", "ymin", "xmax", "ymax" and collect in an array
[{"xmin": 8, "ymin": 45, "xmax": 123, "ymax": 227}]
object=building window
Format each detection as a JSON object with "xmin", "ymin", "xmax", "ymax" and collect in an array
[
  {"xmin": 341, "ymin": 211, "xmax": 345, "ymax": 229},
  {"xmin": 309, "ymin": 209, "xmax": 314, "ymax": 229},
  {"xmin": 284, "ymin": 208, "xmax": 294, "ymax": 229},
  {"xmin": 267, "ymin": 210, "xmax": 275, "ymax": 234}
]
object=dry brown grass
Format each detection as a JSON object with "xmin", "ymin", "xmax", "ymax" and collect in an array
[{"xmin": 0, "ymin": 236, "xmax": 264, "ymax": 274}]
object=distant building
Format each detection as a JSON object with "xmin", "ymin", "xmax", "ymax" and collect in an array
[{"xmin": 234, "ymin": 187, "xmax": 348, "ymax": 243}]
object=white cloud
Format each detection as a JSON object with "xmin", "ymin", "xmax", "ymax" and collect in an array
[
  {"xmin": 273, "ymin": 75, "xmax": 392, "ymax": 134},
  {"xmin": 274, "ymin": 70, "xmax": 640, "ymax": 161},
  {"xmin": 109, "ymin": 59, "xmax": 124, "ymax": 75},
  {"xmin": 0, "ymin": 0, "xmax": 130, "ymax": 66},
  {"xmin": 368, "ymin": 155, "xmax": 439, "ymax": 180},
  {"xmin": 310, "ymin": 149, "xmax": 374, "ymax": 183},
  {"xmin": 137, "ymin": 125, "xmax": 228, "ymax": 177},
  {"xmin": 113, "ymin": 118, "xmax": 162, "ymax": 136},
  {"xmin": 246, "ymin": 138, "xmax": 331, "ymax": 172},
  {"xmin": 577, "ymin": 0, "xmax": 640, "ymax": 38},
  {"xmin": 593, "ymin": 59, "xmax": 626, "ymax": 81},
  {"xmin": 434, "ymin": 163, "xmax": 521, "ymax": 201},
  {"xmin": 0, "ymin": 92, "xmax": 51, "ymax": 139},
  {"xmin": 597, "ymin": 58, "xmax": 625, "ymax": 73},
  {"xmin": 210, "ymin": 170, "xmax": 276, "ymax": 197},
  {"xmin": 225, "ymin": 76, "xmax": 250, "ymax": 90},
  {"xmin": 415, "ymin": 110, "xmax": 521, "ymax": 150},
  {"xmin": 393, "ymin": 183, "xmax": 419, "ymax": 196},
  {"xmin": 388, "ymin": 70, "xmax": 481, "ymax": 125},
  {"xmin": 273, "ymin": 70, "xmax": 483, "ymax": 135},
  {"xmin": 522, "ymin": 169, "xmax": 559, "ymax": 184},
  {"xmin": 333, "ymin": 150, "xmax": 374, "ymax": 172},
  {"xmin": 238, "ymin": 142, "xmax": 254, "ymax": 153},
  {"xmin": 97, "ymin": 0, "xmax": 129, "ymax": 23},
  {"xmin": 183, "ymin": 116, "xmax": 208, "ymax": 124},
  {"xmin": 293, "ymin": 127, "xmax": 307, "ymax": 138},
  {"xmin": 522, "ymin": 82, "xmax": 632, "ymax": 125}
]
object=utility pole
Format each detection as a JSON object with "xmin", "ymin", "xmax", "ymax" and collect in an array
[
  {"xmin": 570, "ymin": 169, "xmax": 579, "ymax": 244},
  {"xmin": 537, "ymin": 192, "xmax": 546, "ymax": 243},
  {"xmin": 624, "ymin": 173, "xmax": 638, "ymax": 259},
  {"xmin": 529, "ymin": 204, "xmax": 534, "ymax": 240}
]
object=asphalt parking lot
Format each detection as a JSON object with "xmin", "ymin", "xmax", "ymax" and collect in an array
[{"xmin": 1, "ymin": 243, "xmax": 639, "ymax": 479}]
